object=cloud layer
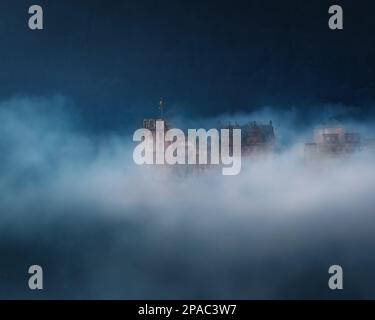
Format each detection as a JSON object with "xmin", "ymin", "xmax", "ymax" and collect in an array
[{"xmin": 1, "ymin": 96, "xmax": 375, "ymax": 299}]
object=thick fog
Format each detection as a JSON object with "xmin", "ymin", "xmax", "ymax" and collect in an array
[{"xmin": 1, "ymin": 96, "xmax": 375, "ymax": 299}]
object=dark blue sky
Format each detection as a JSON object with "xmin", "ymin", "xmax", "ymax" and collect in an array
[
  {"xmin": 1, "ymin": 0, "xmax": 374, "ymax": 130},
  {"xmin": 1, "ymin": 1, "xmax": 375, "ymax": 299}
]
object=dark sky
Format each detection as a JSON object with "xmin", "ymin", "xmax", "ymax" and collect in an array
[
  {"xmin": 0, "ymin": 0, "xmax": 374, "ymax": 130},
  {"xmin": 1, "ymin": 1, "xmax": 375, "ymax": 299}
]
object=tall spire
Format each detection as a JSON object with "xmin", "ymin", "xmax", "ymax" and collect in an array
[{"xmin": 159, "ymin": 97, "xmax": 165, "ymax": 119}]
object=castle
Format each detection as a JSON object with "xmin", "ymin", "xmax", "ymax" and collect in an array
[
  {"xmin": 140, "ymin": 99, "xmax": 374, "ymax": 168},
  {"xmin": 219, "ymin": 120, "xmax": 275, "ymax": 156},
  {"xmin": 142, "ymin": 118, "xmax": 276, "ymax": 160},
  {"xmin": 304, "ymin": 127, "xmax": 361, "ymax": 162}
]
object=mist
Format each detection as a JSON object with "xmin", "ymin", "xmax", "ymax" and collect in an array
[{"xmin": 1, "ymin": 96, "xmax": 375, "ymax": 299}]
